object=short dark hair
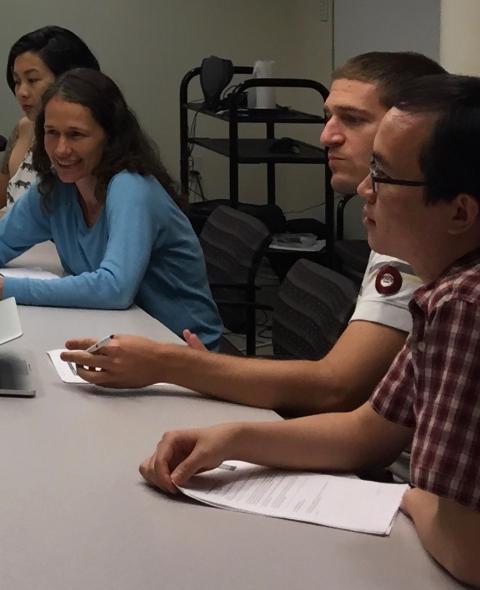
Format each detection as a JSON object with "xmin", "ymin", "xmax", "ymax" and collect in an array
[
  {"xmin": 32, "ymin": 68, "xmax": 182, "ymax": 208},
  {"xmin": 6, "ymin": 25, "xmax": 99, "ymax": 93},
  {"xmin": 332, "ymin": 51, "xmax": 446, "ymax": 108},
  {"xmin": 393, "ymin": 73, "xmax": 480, "ymax": 205}
]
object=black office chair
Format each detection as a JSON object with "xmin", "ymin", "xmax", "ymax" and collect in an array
[
  {"xmin": 335, "ymin": 194, "xmax": 370, "ymax": 284},
  {"xmin": 199, "ymin": 205, "xmax": 272, "ymax": 355},
  {"xmin": 272, "ymin": 258, "xmax": 359, "ymax": 360}
]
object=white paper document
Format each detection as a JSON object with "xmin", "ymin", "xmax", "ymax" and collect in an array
[
  {"xmin": 0, "ymin": 297, "xmax": 23, "ymax": 344},
  {"xmin": 177, "ymin": 461, "xmax": 408, "ymax": 535},
  {"xmin": 47, "ymin": 349, "xmax": 86, "ymax": 383},
  {"xmin": 0, "ymin": 267, "xmax": 58, "ymax": 280},
  {"xmin": 269, "ymin": 239, "xmax": 326, "ymax": 252},
  {"xmin": 47, "ymin": 349, "xmax": 198, "ymax": 396}
]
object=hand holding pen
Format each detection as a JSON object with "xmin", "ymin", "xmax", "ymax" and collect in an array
[
  {"xmin": 61, "ymin": 334, "xmax": 164, "ymax": 388},
  {"xmin": 63, "ymin": 334, "xmax": 114, "ymax": 375}
]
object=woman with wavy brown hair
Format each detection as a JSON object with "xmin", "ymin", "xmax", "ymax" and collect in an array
[{"xmin": 0, "ymin": 68, "xmax": 222, "ymax": 349}]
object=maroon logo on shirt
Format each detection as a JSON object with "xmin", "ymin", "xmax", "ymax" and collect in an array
[{"xmin": 375, "ymin": 265, "xmax": 403, "ymax": 295}]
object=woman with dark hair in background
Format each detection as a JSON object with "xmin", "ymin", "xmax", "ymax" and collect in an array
[
  {"xmin": 0, "ymin": 68, "xmax": 222, "ymax": 349},
  {"xmin": 0, "ymin": 25, "xmax": 100, "ymax": 208}
]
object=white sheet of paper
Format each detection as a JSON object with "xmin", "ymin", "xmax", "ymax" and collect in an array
[
  {"xmin": 269, "ymin": 239, "xmax": 326, "ymax": 252},
  {"xmin": 0, "ymin": 297, "xmax": 23, "ymax": 344},
  {"xmin": 177, "ymin": 460, "xmax": 408, "ymax": 535},
  {"xmin": 47, "ymin": 349, "xmax": 86, "ymax": 383},
  {"xmin": 0, "ymin": 267, "xmax": 58, "ymax": 280},
  {"xmin": 47, "ymin": 349, "xmax": 199, "ymax": 396}
]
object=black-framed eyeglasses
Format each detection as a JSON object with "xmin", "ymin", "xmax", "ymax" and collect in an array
[{"xmin": 369, "ymin": 161, "xmax": 427, "ymax": 193}]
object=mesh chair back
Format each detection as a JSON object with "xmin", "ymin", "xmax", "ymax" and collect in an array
[
  {"xmin": 200, "ymin": 205, "xmax": 271, "ymax": 339},
  {"xmin": 273, "ymin": 259, "xmax": 359, "ymax": 360},
  {"xmin": 200, "ymin": 205, "xmax": 271, "ymax": 286}
]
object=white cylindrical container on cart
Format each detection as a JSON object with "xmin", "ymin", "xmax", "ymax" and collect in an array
[{"xmin": 250, "ymin": 60, "xmax": 276, "ymax": 109}]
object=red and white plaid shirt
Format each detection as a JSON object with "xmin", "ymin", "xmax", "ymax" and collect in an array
[{"xmin": 371, "ymin": 249, "xmax": 480, "ymax": 511}]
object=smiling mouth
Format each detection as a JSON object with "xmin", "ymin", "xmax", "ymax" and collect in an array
[{"xmin": 55, "ymin": 160, "xmax": 80, "ymax": 169}]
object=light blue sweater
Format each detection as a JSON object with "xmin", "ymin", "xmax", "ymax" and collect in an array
[{"xmin": 0, "ymin": 171, "xmax": 222, "ymax": 349}]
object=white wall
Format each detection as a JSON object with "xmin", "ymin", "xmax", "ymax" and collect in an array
[
  {"xmin": 0, "ymin": 0, "xmax": 333, "ymax": 220},
  {"xmin": 333, "ymin": 0, "xmax": 440, "ymax": 66},
  {"xmin": 333, "ymin": 0, "xmax": 441, "ymax": 238},
  {"xmin": 440, "ymin": 0, "xmax": 480, "ymax": 75}
]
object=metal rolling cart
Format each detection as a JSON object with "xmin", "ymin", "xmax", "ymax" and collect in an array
[{"xmin": 179, "ymin": 66, "xmax": 334, "ymax": 268}]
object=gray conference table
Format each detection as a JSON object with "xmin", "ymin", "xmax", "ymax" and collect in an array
[{"xmin": 0, "ymin": 243, "xmax": 460, "ymax": 589}]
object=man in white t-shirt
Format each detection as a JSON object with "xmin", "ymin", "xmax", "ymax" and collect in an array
[{"xmin": 62, "ymin": 52, "xmax": 446, "ymax": 416}]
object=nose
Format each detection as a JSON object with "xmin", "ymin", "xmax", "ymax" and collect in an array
[
  {"xmin": 320, "ymin": 117, "xmax": 345, "ymax": 148},
  {"xmin": 54, "ymin": 135, "xmax": 72, "ymax": 157},
  {"xmin": 357, "ymin": 172, "xmax": 376, "ymax": 203},
  {"xmin": 16, "ymin": 81, "xmax": 30, "ymax": 99}
]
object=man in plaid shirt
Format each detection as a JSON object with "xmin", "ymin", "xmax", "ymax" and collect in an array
[{"xmin": 139, "ymin": 73, "xmax": 480, "ymax": 586}]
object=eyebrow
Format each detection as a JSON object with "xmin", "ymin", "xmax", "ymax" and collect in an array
[
  {"xmin": 44, "ymin": 125, "xmax": 88, "ymax": 132},
  {"xmin": 14, "ymin": 68, "xmax": 41, "ymax": 77},
  {"xmin": 371, "ymin": 151, "xmax": 390, "ymax": 170},
  {"xmin": 324, "ymin": 105, "xmax": 373, "ymax": 119}
]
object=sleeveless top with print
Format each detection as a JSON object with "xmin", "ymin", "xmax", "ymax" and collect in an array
[{"xmin": 6, "ymin": 150, "xmax": 38, "ymax": 207}]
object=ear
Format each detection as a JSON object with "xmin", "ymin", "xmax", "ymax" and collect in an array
[{"xmin": 447, "ymin": 193, "xmax": 480, "ymax": 235}]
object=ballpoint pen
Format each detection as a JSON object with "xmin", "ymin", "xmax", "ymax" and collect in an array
[{"xmin": 86, "ymin": 334, "xmax": 114, "ymax": 354}]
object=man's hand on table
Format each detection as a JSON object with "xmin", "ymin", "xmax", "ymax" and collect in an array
[
  {"xmin": 139, "ymin": 423, "xmax": 241, "ymax": 493},
  {"xmin": 61, "ymin": 334, "xmax": 165, "ymax": 388}
]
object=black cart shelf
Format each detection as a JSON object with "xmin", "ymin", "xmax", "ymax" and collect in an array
[{"xmin": 179, "ymin": 66, "xmax": 334, "ymax": 265}]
